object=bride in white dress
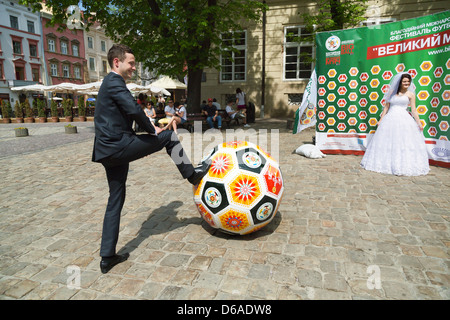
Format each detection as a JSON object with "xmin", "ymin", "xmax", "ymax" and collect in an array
[{"xmin": 360, "ymin": 72, "xmax": 429, "ymax": 176}]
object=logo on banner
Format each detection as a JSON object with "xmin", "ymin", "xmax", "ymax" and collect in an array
[{"xmin": 326, "ymin": 36, "xmax": 341, "ymax": 51}]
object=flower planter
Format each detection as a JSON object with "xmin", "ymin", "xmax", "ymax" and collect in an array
[
  {"xmin": 15, "ymin": 127, "xmax": 29, "ymax": 137},
  {"xmin": 65, "ymin": 116, "xmax": 73, "ymax": 122},
  {"xmin": 65, "ymin": 125, "xmax": 77, "ymax": 134},
  {"xmin": 50, "ymin": 117, "xmax": 59, "ymax": 123},
  {"xmin": 15, "ymin": 118, "xmax": 24, "ymax": 123},
  {"xmin": 1, "ymin": 118, "xmax": 11, "ymax": 124},
  {"xmin": 38, "ymin": 117, "xmax": 47, "ymax": 123},
  {"xmin": 24, "ymin": 117, "xmax": 35, "ymax": 123}
]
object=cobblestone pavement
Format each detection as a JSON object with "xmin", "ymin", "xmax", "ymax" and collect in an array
[{"xmin": 0, "ymin": 119, "xmax": 448, "ymax": 300}]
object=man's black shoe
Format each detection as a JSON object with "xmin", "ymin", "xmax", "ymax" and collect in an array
[
  {"xmin": 100, "ymin": 253, "xmax": 130, "ymax": 274},
  {"xmin": 188, "ymin": 159, "xmax": 212, "ymax": 186}
]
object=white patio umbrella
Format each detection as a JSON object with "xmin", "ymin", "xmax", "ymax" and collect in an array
[
  {"xmin": 145, "ymin": 85, "xmax": 170, "ymax": 96},
  {"xmin": 77, "ymin": 80, "xmax": 103, "ymax": 91},
  {"xmin": 44, "ymin": 82, "xmax": 82, "ymax": 93},
  {"xmin": 11, "ymin": 84, "xmax": 47, "ymax": 92},
  {"xmin": 150, "ymin": 76, "xmax": 187, "ymax": 89}
]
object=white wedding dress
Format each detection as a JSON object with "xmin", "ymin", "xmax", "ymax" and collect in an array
[{"xmin": 360, "ymin": 94, "xmax": 429, "ymax": 176}]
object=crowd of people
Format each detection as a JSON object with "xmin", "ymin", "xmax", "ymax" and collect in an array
[{"xmin": 134, "ymin": 88, "xmax": 252, "ymax": 133}]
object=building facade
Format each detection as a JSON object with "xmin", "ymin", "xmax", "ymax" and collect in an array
[
  {"xmin": 0, "ymin": 0, "xmax": 45, "ymax": 105},
  {"xmin": 201, "ymin": 0, "xmax": 448, "ymax": 118}
]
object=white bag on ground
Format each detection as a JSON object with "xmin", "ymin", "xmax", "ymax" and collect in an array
[{"xmin": 295, "ymin": 144, "xmax": 326, "ymax": 159}]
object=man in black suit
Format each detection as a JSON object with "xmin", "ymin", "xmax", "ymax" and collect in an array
[{"xmin": 92, "ymin": 44, "xmax": 210, "ymax": 273}]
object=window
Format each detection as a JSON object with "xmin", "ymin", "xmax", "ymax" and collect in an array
[
  {"xmin": 72, "ymin": 44, "xmax": 79, "ymax": 57},
  {"xmin": 48, "ymin": 38, "xmax": 55, "ymax": 52},
  {"xmin": 101, "ymin": 40, "xmax": 106, "ymax": 52},
  {"xmin": 31, "ymin": 67, "xmax": 39, "ymax": 82},
  {"xmin": 63, "ymin": 64, "xmax": 70, "ymax": 78},
  {"xmin": 15, "ymin": 66, "xmax": 25, "ymax": 80},
  {"xmin": 50, "ymin": 63, "xmax": 58, "ymax": 76},
  {"xmin": 74, "ymin": 66, "xmax": 81, "ymax": 79},
  {"xmin": 102, "ymin": 60, "xmax": 107, "ymax": 73},
  {"xmin": 29, "ymin": 44, "xmax": 37, "ymax": 57},
  {"xmin": 220, "ymin": 31, "xmax": 246, "ymax": 82},
  {"xmin": 284, "ymin": 26, "xmax": 314, "ymax": 80},
  {"xmin": 89, "ymin": 57, "xmax": 96, "ymax": 71},
  {"xmin": 27, "ymin": 20, "xmax": 35, "ymax": 33},
  {"xmin": 13, "ymin": 41, "xmax": 22, "ymax": 55},
  {"xmin": 87, "ymin": 37, "xmax": 93, "ymax": 49},
  {"xmin": 61, "ymin": 41, "xmax": 68, "ymax": 54},
  {"xmin": 10, "ymin": 16, "xmax": 19, "ymax": 29}
]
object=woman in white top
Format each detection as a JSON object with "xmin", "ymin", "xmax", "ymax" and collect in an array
[
  {"xmin": 236, "ymin": 88, "xmax": 250, "ymax": 127},
  {"xmin": 144, "ymin": 101, "xmax": 156, "ymax": 123},
  {"xmin": 164, "ymin": 101, "xmax": 187, "ymax": 134}
]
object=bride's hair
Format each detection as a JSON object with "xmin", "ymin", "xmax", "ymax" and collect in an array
[{"xmin": 396, "ymin": 73, "xmax": 412, "ymax": 94}]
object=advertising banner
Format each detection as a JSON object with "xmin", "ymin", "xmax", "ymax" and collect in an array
[{"xmin": 315, "ymin": 11, "xmax": 450, "ymax": 167}]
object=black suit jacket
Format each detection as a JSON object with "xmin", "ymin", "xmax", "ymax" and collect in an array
[{"xmin": 92, "ymin": 72, "xmax": 156, "ymax": 163}]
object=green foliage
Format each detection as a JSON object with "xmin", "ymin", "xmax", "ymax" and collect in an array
[
  {"xmin": 63, "ymin": 98, "xmax": 73, "ymax": 117},
  {"xmin": 1, "ymin": 100, "xmax": 12, "ymax": 118},
  {"xmin": 78, "ymin": 97, "xmax": 86, "ymax": 116},
  {"xmin": 24, "ymin": 99, "xmax": 33, "ymax": 118},
  {"xmin": 50, "ymin": 99, "xmax": 59, "ymax": 117},
  {"xmin": 37, "ymin": 99, "xmax": 46, "ymax": 118},
  {"xmin": 14, "ymin": 101, "xmax": 23, "ymax": 118}
]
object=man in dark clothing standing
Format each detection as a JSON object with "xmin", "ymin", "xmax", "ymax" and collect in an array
[{"xmin": 92, "ymin": 44, "xmax": 210, "ymax": 273}]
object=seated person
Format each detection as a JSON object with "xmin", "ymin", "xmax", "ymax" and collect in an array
[
  {"xmin": 225, "ymin": 98, "xmax": 249, "ymax": 127},
  {"xmin": 202, "ymin": 98, "xmax": 222, "ymax": 129},
  {"xmin": 144, "ymin": 101, "xmax": 157, "ymax": 123},
  {"xmin": 164, "ymin": 101, "xmax": 187, "ymax": 134}
]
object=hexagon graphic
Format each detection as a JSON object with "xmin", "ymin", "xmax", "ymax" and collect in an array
[
  {"xmin": 318, "ymin": 123, "xmax": 326, "ymax": 131},
  {"xmin": 328, "ymin": 69, "xmax": 337, "ymax": 78},
  {"xmin": 338, "ymin": 86, "xmax": 347, "ymax": 95},
  {"xmin": 360, "ymin": 72, "xmax": 369, "ymax": 82},
  {"xmin": 420, "ymin": 61, "xmax": 433, "ymax": 72},
  {"xmin": 428, "ymin": 127, "xmax": 437, "ymax": 137},
  {"xmin": 417, "ymin": 90, "xmax": 429, "ymax": 101},
  {"xmin": 318, "ymin": 87, "xmax": 326, "ymax": 96},
  {"xmin": 227, "ymin": 173, "xmax": 262, "ymax": 208},
  {"xmin": 429, "ymin": 112, "xmax": 438, "ymax": 123},
  {"xmin": 337, "ymin": 99, "xmax": 347, "ymax": 108},
  {"xmin": 369, "ymin": 105, "xmax": 379, "ymax": 114},
  {"xmin": 396, "ymin": 63, "xmax": 406, "ymax": 73},
  {"xmin": 337, "ymin": 123, "xmax": 346, "ymax": 131},
  {"xmin": 250, "ymin": 196, "xmax": 278, "ymax": 227},
  {"xmin": 358, "ymin": 110, "xmax": 367, "ymax": 119},
  {"xmin": 318, "ymin": 75, "xmax": 327, "ymax": 84},
  {"xmin": 432, "ymin": 82, "xmax": 442, "ymax": 93},
  {"xmin": 349, "ymin": 93, "xmax": 358, "ymax": 101},
  {"xmin": 416, "ymin": 105, "xmax": 428, "ymax": 115},
  {"xmin": 337, "ymin": 111, "xmax": 346, "ymax": 119},
  {"xmin": 359, "ymin": 85, "xmax": 368, "ymax": 95},
  {"xmin": 338, "ymin": 74, "xmax": 347, "ymax": 83},
  {"xmin": 431, "ymin": 97, "xmax": 440, "ymax": 108},
  {"xmin": 358, "ymin": 123, "xmax": 368, "ymax": 132},
  {"xmin": 327, "ymin": 118, "xmax": 336, "ymax": 126},
  {"xmin": 349, "ymin": 80, "xmax": 358, "ymax": 89},
  {"xmin": 359, "ymin": 98, "xmax": 368, "ymax": 107},
  {"xmin": 318, "ymin": 99, "xmax": 326, "ymax": 108},
  {"xmin": 236, "ymin": 148, "xmax": 267, "ymax": 174},
  {"xmin": 370, "ymin": 65, "xmax": 381, "ymax": 75},
  {"xmin": 382, "ymin": 84, "xmax": 390, "ymax": 94},
  {"xmin": 327, "ymin": 93, "xmax": 336, "ymax": 102},
  {"xmin": 369, "ymin": 92, "xmax": 379, "ymax": 101},
  {"xmin": 434, "ymin": 67, "xmax": 444, "ymax": 78},
  {"xmin": 348, "ymin": 117, "xmax": 357, "ymax": 126},
  {"xmin": 370, "ymin": 79, "xmax": 380, "ymax": 88},
  {"xmin": 443, "ymin": 90, "xmax": 450, "ymax": 101},
  {"xmin": 218, "ymin": 208, "xmax": 250, "ymax": 233},
  {"xmin": 349, "ymin": 67, "xmax": 359, "ymax": 76},
  {"xmin": 262, "ymin": 165, "xmax": 283, "ymax": 198},
  {"xmin": 327, "ymin": 105, "xmax": 336, "ymax": 114},
  {"xmin": 318, "ymin": 111, "xmax": 326, "ymax": 120},
  {"xmin": 439, "ymin": 121, "xmax": 449, "ymax": 132},
  {"xmin": 327, "ymin": 81, "xmax": 337, "ymax": 90},
  {"xmin": 445, "ymin": 75, "xmax": 450, "ymax": 85},
  {"xmin": 446, "ymin": 58, "xmax": 450, "ymax": 69},
  {"xmin": 382, "ymin": 71, "xmax": 393, "ymax": 80},
  {"xmin": 348, "ymin": 105, "xmax": 358, "ymax": 114},
  {"xmin": 408, "ymin": 69, "xmax": 417, "ymax": 78},
  {"xmin": 369, "ymin": 118, "xmax": 378, "ymax": 126},
  {"xmin": 419, "ymin": 76, "xmax": 431, "ymax": 86},
  {"xmin": 208, "ymin": 152, "xmax": 235, "ymax": 180},
  {"xmin": 441, "ymin": 106, "xmax": 450, "ymax": 117}
]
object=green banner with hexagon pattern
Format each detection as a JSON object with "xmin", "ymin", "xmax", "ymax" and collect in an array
[{"xmin": 315, "ymin": 11, "xmax": 450, "ymax": 167}]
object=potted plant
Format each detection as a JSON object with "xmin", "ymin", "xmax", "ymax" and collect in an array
[
  {"xmin": 14, "ymin": 127, "xmax": 29, "ymax": 137},
  {"xmin": 24, "ymin": 99, "xmax": 34, "ymax": 123},
  {"xmin": 1, "ymin": 100, "xmax": 11, "ymax": 123},
  {"xmin": 63, "ymin": 98, "xmax": 73, "ymax": 122},
  {"xmin": 37, "ymin": 99, "xmax": 47, "ymax": 123},
  {"xmin": 64, "ymin": 123, "xmax": 77, "ymax": 134},
  {"xmin": 77, "ymin": 97, "xmax": 86, "ymax": 121},
  {"xmin": 50, "ymin": 99, "xmax": 59, "ymax": 122},
  {"xmin": 14, "ymin": 101, "xmax": 23, "ymax": 123}
]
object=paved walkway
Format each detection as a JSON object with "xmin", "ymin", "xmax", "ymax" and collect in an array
[{"xmin": 0, "ymin": 119, "xmax": 448, "ymax": 300}]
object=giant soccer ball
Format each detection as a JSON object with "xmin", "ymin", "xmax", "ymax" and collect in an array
[{"xmin": 193, "ymin": 141, "xmax": 284, "ymax": 235}]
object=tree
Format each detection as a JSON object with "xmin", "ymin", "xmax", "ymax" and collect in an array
[{"xmin": 21, "ymin": 0, "xmax": 266, "ymax": 111}]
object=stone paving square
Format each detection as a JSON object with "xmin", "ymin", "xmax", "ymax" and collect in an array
[{"xmin": 0, "ymin": 119, "xmax": 449, "ymax": 300}]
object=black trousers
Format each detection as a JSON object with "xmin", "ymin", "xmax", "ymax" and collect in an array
[{"xmin": 99, "ymin": 130, "xmax": 194, "ymax": 257}]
